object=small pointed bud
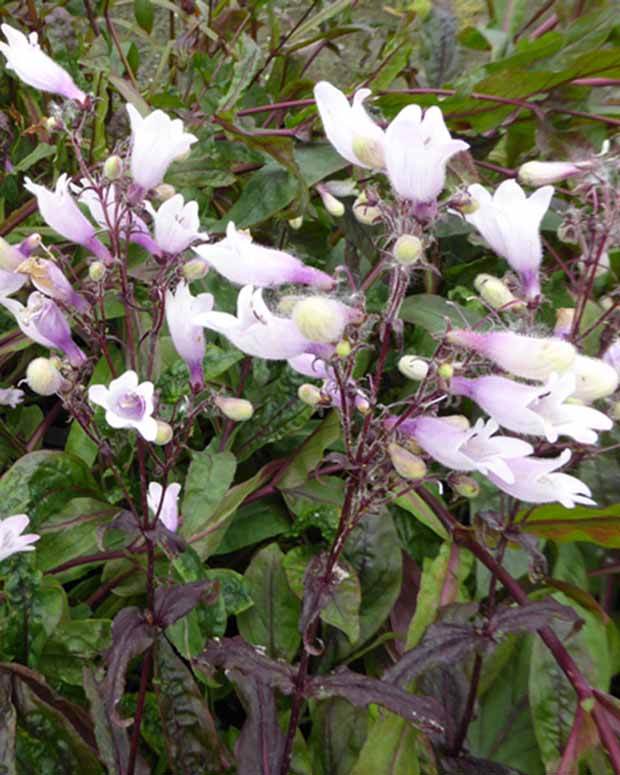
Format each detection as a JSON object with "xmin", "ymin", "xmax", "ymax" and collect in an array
[
  {"xmin": 393, "ymin": 234, "xmax": 423, "ymax": 266},
  {"xmin": 288, "ymin": 216, "xmax": 304, "ymax": 230},
  {"xmin": 474, "ymin": 274, "xmax": 522, "ymax": 310},
  {"xmin": 154, "ymin": 420, "xmax": 173, "ymax": 445},
  {"xmin": 153, "ymin": 183, "xmax": 176, "ymax": 202},
  {"xmin": 336, "ymin": 339, "xmax": 352, "ymax": 358},
  {"xmin": 355, "ymin": 395, "xmax": 370, "ymax": 414},
  {"xmin": 518, "ymin": 160, "xmax": 587, "ymax": 187},
  {"xmin": 611, "ymin": 401, "xmax": 620, "ymax": 421},
  {"xmin": 103, "ymin": 154, "xmax": 123, "ymax": 181},
  {"xmin": 441, "ymin": 414, "xmax": 471, "ymax": 431},
  {"xmin": 451, "ymin": 192, "xmax": 479, "ymax": 215},
  {"xmin": 298, "ymin": 384, "xmax": 323, "ymax": 406},
  {"xmin": 352, "ymin": 193, "xmax": 381, "ymax": 225},
  {"xmin": 450, "ymin": 474, "xmax": 480, "ymax": 498},
  {"xmin": 26, "ymin": 357, "xmax": 65, "ymax": 396},
  {"xmin": 215, "ymin": 396, "xmax": 254, "ymax": 422},
  {"xmin": 182, "ymin": 258, "xmax": 209, "ymax": 281},
  {"xmin": 398, "ymin": 356, "xmax": 428, "ymax": 381},
  {"xmin": 554, "ymin": 307, "xmax": 575, "ymax": 338},
  {"xmin": 89, "ymin": 261, "xmax": 106, "ymax": 282},
  {"xmin": 318, "ymin": 187, "xmax": 345, "ymax": 217},
  {"xmin": 292, "ymin": 297, "xmax": 347, "ymax": 344},
  {"xmin": 438, "ymin": 362, "xmax": 454, "ymax": 380},
  {"xmin": 351, "ymin": 136, "xmax": 385, "ymax": 169},
  {"xmin": 388, "ymin": 443, "xmax": 427, "ymax": 480},
  {"xmin": 45, "ymin": 116, "xmax": 61, "ymax": 132}
]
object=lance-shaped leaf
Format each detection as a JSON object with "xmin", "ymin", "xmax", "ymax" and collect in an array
[
  {"xmin": 307, "ymin": 667, "xmax": 446, "ymax": 737},
  {"xmin": 490, "ymin": 599, "xmax": 581, "ymax": 638},
  {"xmin": 199, "ymin": 636, "xmax": 296, "ymax": 696},
  {"xmin": 155, "ymin": 637, "xmax": 232, "ymax": 774},
  {"xmin": 102, "ymin": 608, "xmax": 155, "ymax": 726},
  {"xmin": 153, "ymin": 580, "xmax": 219, "ymax": 629}
]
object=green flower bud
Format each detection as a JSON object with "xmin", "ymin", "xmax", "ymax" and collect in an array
[
  {"xmin": 398, "ymin": 356, "xmax": 428, "ymax": 381},
  {"xmin": 298, "ymin": 384, "xmax": 322, "ymax": 406},
  {"xmin": 474, "ymin": 274, "xmax": 523, "ymax": 310},
  {"xmin": 318, "ymin": 188, "xmax": 345, "ymax": 217},
  {"xmin": 388, "ymin": 443, "xmax": 427, "ymax": 480},
  {"xmin": 450, "ymin": 474, "xmax": 480, "ymax": 498},
  {"xmin": 438, "ymin": 362, "xmax": 454, "ymax": 380},
  {"xmin": 88, "ymin": 261, "xmax": 106, "ymax": 282},
  {"xmin": 182, "ymin": 258, "xmax": 209, "ymax": 281},
  {"xmin": 393, "ymin": 234, "xmax": 423, "ymax": 266},
  {"xmin": 336, "ymin": 339, "xmax": 352, "ymax": 358},
  {"xmin": 288, "ymin": 216, "xmax": 304, "ymax": 230},
  {"xmin": 103, "ymin": 155, "xmax": 123, "ymax": 181},
  {"xmin": 352, "ymin": 193, "xmax": 381, "ymax": 225},
  {"xmin": 292, "ymin": 297, "xmax": 347, "ymax": 344},
  {"xmin": 215, "ymin": 396, "xmax": 254, "ymax": 422},
  {"xmin": 153, "ymin": 183, "xmax": 176, "ymax": 201},
  {"xmin": 154, "ymin": 420, "xmax": 173, "ymax": 445},
  {"xmin": 26, "ymin": 357, "xmax": 65, "ymax": 396}
]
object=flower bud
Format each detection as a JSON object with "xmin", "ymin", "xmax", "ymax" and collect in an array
[
  {"xmin": 154, "ymin": 420, "xmax": 173, "ymax": 445},
  {"xmin": 451, "ymin": 192, "xmax": 479, "ymax": 215},
  {"xmin": 215, "ymin": 396, "xmax": 254, "ymax": 422},
  {"xmin": 182, "ymin": 258, "xmax": 209, "ymax": 281},
  {"xmin": 450, "ymin": 474, "xmax": 480, "ymax": 498},
  {"xmin": 355, "ymin": 395, "xmax": 370, "ymax": 414},
  {"xmin": 571, "ymin": 355, "xmax": 619, "ymax": 402},
  {"xmin": 438, "ymin": 362, "xmax": 454, "ymax": 380},
  {"xmin": 393, "ymin": 234, "xmax": 423, "ymax": 266},
  {"xmin": 518, "ymin": 160, "xmax": 587, "ymax": 187},
  {"xmin": 352, "ymin": 193, "xmax": 381, "ymax": 225},
  {"xmin": 45, "ymin": 116, "xmax": 60, "ymax": 132},
  {"xmin": 89, "ymin": 261, "xmax": 106, "ymax": 282},
  {"xmin": 298, "ymin": 384, "xmax": 323, "ymax": 406},
  {"xmin": 474, "ymin": 274, "xmax": 522, "ymax": 310},
  {"xmin": 103, "ymin": 155, "xmax": 123, "ymax": 181},
  {"xmin": 351, "ymin": 136, "xmax": 385, "ymax": 170},
  {"xmin": 292, "ymin": 297, "xmax": 347, "ymax": 344},
  {"xmin": 388, "ymin": 443, "xmax": 427, "ymax": 480},
  {"xmin": 317, "ymin": 187, "xmax": 345, "ymax": 217},
  {"xmin": 336, "ymin": 339, "xmax": 352, "ymax": 358},
  {"xmin": 398, "ymin": 356, "xmax": 428, "ymax": 381},
  {"xmin": 153, "ymin": 183, "xmax": 176, "ymax": 202},
  {"xmin": 288, "ymin": 216, "xmax": 304, "ymax": 230},
  {"xmin": 554, "ymin": 308, "xmax": 575, "ymax": 339},
  {"xmin": 26, "ymin": 357, "xmax": 65, "ymax": 396}
]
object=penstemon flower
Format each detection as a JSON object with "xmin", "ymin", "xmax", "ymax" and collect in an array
[
  {"xmin": 88, "ymin": 370, "xmax": 158, "ymax": 441},
  {"xmin": 126, "ymin": 104, "xmax": 197, "ymax": 192},
  {"xmin": 17, "ymin": 257, "xmax": 88, "ymax": 313},
  {"xmin": 485, "ymin": 449, "xmax": 594, "ymax": 508},
  {"xmin": 464, "ymin": 180, "xmax": 554, "ymax": 300},
  {"xmin": 147, "ymin": 482, "xmax": 181, "ymax": 532},
  {"xmin": 447, "ymin": 329, "xmax": 576, "ymax": 382},
  {"xmin": 450, "ymin": 372, "xmax": 612, "ymax": 444},
  {"xmin": 0, "ymin": 514, "xmax": 39, "ymax": 564},
  {"xmin": 313, "ymin": 81, "xmax": 386, "ymax": 169},
  {"xmin": 1, "ymin": 292, "xmax": 86, "ymax": 366},
  {"xmin": 165, "ymin": 282, "xmax": 214, "ymax": 390},
  {"xmin": 518, "ymin": 160, "xmax": 590, "ymax": 187},
  {"xmin": 0, "ymin": 24, "xmax": 86, "ymax": 104},
  {"xmin": 24, "ymin": 175, "xmax": 112, "ymax": 264},
  {"xmin": 0, "ymin": 387, "xmax": 24, "ymax": 407},
  {"xmin": 193, "ymin": 222, "xmax": 334, "ymax": 289},
  {"xmin": 145, "ymin": 194, "xmax": 206, "ymax": 255}
]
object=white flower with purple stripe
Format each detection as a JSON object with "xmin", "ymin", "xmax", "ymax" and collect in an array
[{"xmin": 88, "ymin": 370, "xmax": 157, "ymax": 441}]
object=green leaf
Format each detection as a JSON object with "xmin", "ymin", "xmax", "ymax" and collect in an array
[
  {"xmin": 134, "ymin": 0, "xmax": 154, "ymax": 33},
  {"xmin": 214, "ymin": 500, "xmax": 290, "ymax": 555},
  {"xmin": 38, "ymin": 620, "xmax": 112, "ymax": 685},
  {"xmin": 400, "ymin": 294, "xmax": 483, "ymax": 334},
  {"xmin": 237, "ymin": 543, "xmax": 301, "ymax": 661},
  {"xmin": 278, "ymin": 411, "xmax": 340, "ymax": 490},
  {"xmin": 217, "ymin": 34, "xmax": 263, "ymax": 112},
  {"xmin": 309, "ymin": 698, "xmax": 367, "ymax": 775},
  {"xmin": 350, "ymin": 713, "xmax": 419, "ymax": 775},
  {"xmin": 181, "ymin": 443, "xmax": 237, "ymax": 556},
  {"xmin": 518, "ymin": 503, "xmax": 620, "ymax": 547},
  {"xmin": 394, "ymin": 490, "xmax": 449, "ymax": 541},
  {"xmin": 12, "ymin": 144, "xmax": 56, "ymax": 173},
  {"xmin": 283, "ymin": 546, "xmax": 362, "ymax": 644},
  {"xmin": 28, "ymin": 577, "xmax": 66, "ymax": 663},
  {"xmin": 286, "ymin": 0, "xmax": 353, "ymax": 46},
  {"xmin": 0, "ymin": 451, "xmax": 100, "ymax": 527}
]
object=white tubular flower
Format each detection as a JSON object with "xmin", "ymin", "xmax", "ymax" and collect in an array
[
  {"xmin": 569, "ymin": 354, "xmax": 619, "ymax": 403},
  {"xmin": 145, "ymin": 194, "xmax": 206, "ymax": 255},
  {"xmin": 25, "ymin": 175, "xmax": 112, "ymax": 263},
  {"xmin": 0, "ymin": 24, "xmax": 86, "ymax": 104},
  {"xmin": 447, "ymin": 329, "xmax": 576, "ymax": 382},
  {"xmin": 390, "ymin": 416, "xmax": 533, "ymax": 484},
  {"xmin": 451, "ymin": 372, "xmax": 612, "ymax": 445},
  {"xmin": 126, "ymin": 104, "xmax": 197, "ymax": 192},
  {"xmin": 465, "ymin": 180, "xmax": 553, "ymax": 300},
  {"xmin": 88, "ymin": 370, "xmax": 157, "ymax": 441},
  {"xmin": 0, "ymin": 514, "xmax": 39, "ymax": 563},
  {"xmin": 193, "ymin": 222, "xmax": 333, "ymax": 289},
  {"xmin": 385, "ymin": 105, "xmax": 469, "ymax": 209},
  {"xmin": 147, "ymin": 482, "xmax": 181, "ymax": 532},
  {"xmin": 313, "ymin": 81, "xmax": 386, "ymax": 169},
  {"xmin": 0, "ymin": 387, "xmax": 24, "ymax": 407},
  {"xmin": 518, "ymin": 160, "xmax": 589, "ymax": 187},
  {"xmin": 195, "ymin": 285, "xmax": 323, "ymax": 361},
  {"xmin": 165, "ymin": 282, "xmax": 214, "ymax": 391},
  {"xmin": 486, "ymin": 449, "xmax": 594, "ymax": 508}
]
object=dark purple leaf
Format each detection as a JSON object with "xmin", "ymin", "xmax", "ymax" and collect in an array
[
  {"xmin": 490, "ymin": 599, "xmax": 580, "ymax": 637},
  {"xmin": 299, "ymin": 552, "xmax": 337, "ymax": 654},
  {"xmin": 231, "ymin": 670, "xmax": 286, "ymax": 775},
  {"xmin": 154, "ymin": 580, "xmax": 219, "ymax": 628},
  {"xmin": 389, "ymin": 551, "xmax": 421, "ymax": 659},
  {"xmin": 102, "ymin": 607, "xmax": 155, "ymax": 726},
  {"xmin": 198, "ymin": 636, "xmax": 296, "ymax": 695},
  {"xmin": 419, "ymin": 665, "xmax": 469, "ymax": 750},
  {"xmin": 438, "ymin": 753, "xmax": 527, "ymax": 775},
  {"xmin": 383, "ymin": 622, "xmax": 490, "ymax": 688},
  {"xmin": 308, "ymin": 666, "xmax": 445, "ymax": 737}
]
